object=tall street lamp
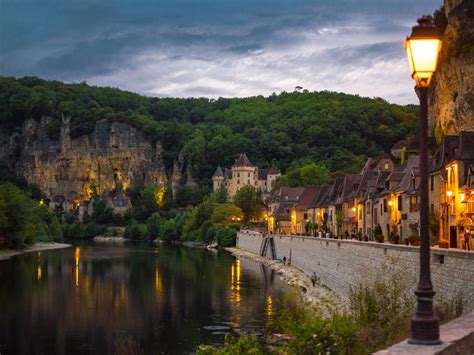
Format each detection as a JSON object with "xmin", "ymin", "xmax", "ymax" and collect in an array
[{"xmin": 405, "ymin": 16, "xmax": 442, "ymax": 345}]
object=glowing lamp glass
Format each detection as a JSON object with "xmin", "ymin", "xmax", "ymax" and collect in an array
[
  {"xmin": 446, "ymin": 190, "xmax": 453, "ymax": 197},
  {"xmin": 459, "ymin": 193, "xmax": 465, "ymax": 201},
  {"xmin": 405, "ymin": 17, "xmax": 442, "ymax": 88},
  {"xmin": 405, "ymin": 39, "xmax": 441, "ymax": 87},
  {"xmin": 388, "ymin": 201, "xmax": 393, "ymax": 206}
]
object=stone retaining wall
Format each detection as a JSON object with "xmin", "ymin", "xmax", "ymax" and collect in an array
[{"xmin": 237, "ymin": 232, "xmax": 474, "ymax": 312}]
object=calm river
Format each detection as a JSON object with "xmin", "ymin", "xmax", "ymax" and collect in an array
[{"xmin": 0, "ymin": 243, "xmax": 292, "ymax": 354}]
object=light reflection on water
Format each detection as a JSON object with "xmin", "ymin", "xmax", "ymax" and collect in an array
[{"xmin": 0, "ymin": 243, "xmax": 292, "ymax": 354}]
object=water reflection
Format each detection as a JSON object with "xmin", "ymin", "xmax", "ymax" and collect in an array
[
  {"xmin": 74, "ymin": 246, "xmax": 80, "ymax": 288},
  {"xmin": 0, "ymin": 243, "xmax": 292, "ymax": 354}
]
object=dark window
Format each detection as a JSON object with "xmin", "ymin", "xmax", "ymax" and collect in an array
[
  {"xmin": 398, "ymin": 195, "xmax": 403, "ymax": 211},
  {"xmin": 237, "ymin": 179, "xmax": 240, "ymax": 184},
  {"xmin": 383, "ymin": 199, "xmax": 388, "ymax": 212},
  {"xmin": 303, "ymin": 213, "xmax": 308, "ymax": 220},
  {"xmin": 248, "ymin": 173, "xmax": 250, "ymax": 178}
]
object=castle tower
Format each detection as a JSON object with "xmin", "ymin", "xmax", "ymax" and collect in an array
[
  {"xmin": 212, "ymin": 165, "xmax": 225, "ymax": 191},
  {"xmin": 229, "ymin": 153, "xmax": 257, "ymax": 197}
]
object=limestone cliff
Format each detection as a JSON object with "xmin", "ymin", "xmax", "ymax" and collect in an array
[
  {"xmin": 0, "ymin": 116, "xmax": 190, "ymax": 203},
  {"xmin": 428, "ymin": 0, "xmax": 474, "ymax": 137}
]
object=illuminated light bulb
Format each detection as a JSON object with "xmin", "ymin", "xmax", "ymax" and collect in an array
[{"xmin": 446, "ymin": 190, "xmax": 453, "ymax": 197}]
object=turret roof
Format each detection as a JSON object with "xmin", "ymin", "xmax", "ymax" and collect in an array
[
  {"xmin": 268, "ymin": 165, "xmax": 280, "ymax": 175},
  {"xmin": 213, "ymin": 165, "xmax": 224, "ymax": 177},
  {"xmin": 233, "ymin": 153, "xmax": 254, "ymax": 167}
]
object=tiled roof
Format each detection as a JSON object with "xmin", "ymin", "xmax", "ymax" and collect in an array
[
  {"xmin": 258, "ymin": 169, "xmax": 268, "ymax": 180},
  {"xmin": 308, "ymin": 185, "xmax": 331, "ymax": 209},
  {"xmin": 273, "ymin": 202, "xmax": 294, "ymax": 219},
  {"xmin": 457, "ymin": 131, "xmax": 474, "ymax": 160},
  {"xmin": 392, "ymin": 155, "xmax": 420, "ymax": 193},
  {"xmin": 233, "ymin": 153, "xmax": 254, "ymax": 167},
  {"xmin": 295, "ymin": 186, "xmax": 320, "ymax": 210},
  {"xmin": 270, "ymin": 187, "xmax": 306, "ymax": 203},
  {"xmin": 213, "ymin": 165, "xmax": 224, "ymax": 177},
  {"xmin": 268, "ymin": 165, "xmax": 280, "ymax": 175},
  {"xmin": 430, "ymin": 135, "xmax": 459, "ymax": 172}
]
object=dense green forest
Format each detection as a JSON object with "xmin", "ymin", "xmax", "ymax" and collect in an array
[{"xmin": 0, "ymin": 76, "xmax": 418, "ymax": 181}]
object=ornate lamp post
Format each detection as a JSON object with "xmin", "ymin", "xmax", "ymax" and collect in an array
[{"xmin": 405, "ymin": 16, "xmax": 442, "ymax": 345}]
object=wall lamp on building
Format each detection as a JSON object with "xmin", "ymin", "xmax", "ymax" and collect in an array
[{"xmin": 405, "ymin": 16, "xmax": 442, "ymax": 345}]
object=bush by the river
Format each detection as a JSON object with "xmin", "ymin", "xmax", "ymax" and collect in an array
[
  {"xmin": 197, "ymin": 335, "xmax": 263, "ymax": 355},
  {"xmin": 0, "ymin": 182, "xmax": 59, "ymax": 249},
  {"xmin": 197, "ymin": 271, "xmax": 466, "ymax": 354}
]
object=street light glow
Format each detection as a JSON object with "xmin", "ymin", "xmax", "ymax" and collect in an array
[{"xmin": 405, "ymin": 17, "xmax": 442, "ymax": 87}]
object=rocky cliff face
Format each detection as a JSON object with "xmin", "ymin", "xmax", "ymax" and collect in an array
[
  {"xmin": 0, "ymin": 116, "xmax": 189, "ymax": 203},
  {"xmin": 428, "ymin": 0, "xmax": 474, "ymax": 137}
]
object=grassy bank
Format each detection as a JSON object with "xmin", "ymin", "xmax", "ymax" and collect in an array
[{"xmin": 197, "ymin": 271, "xmax": 465, "ymax": 354}]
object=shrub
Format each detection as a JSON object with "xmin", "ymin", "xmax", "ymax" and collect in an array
[
  {"xmin": 274, "ymin": 301, "xmax": 367, "ymax": 354},
  {"xmin": 81, "ymin": 222, "xmax": 105, "ymax": 239},
  {"xmin": 124, "ymin": 220, "xmax": 148, "ymax": 240},
  {"xmin": 36, "ymin": 225, "xmax": 53, "ymax": 242},
  {"xmin": 146, "ymin": 212, "xmax": 162, "ymax": 240},
  {"xmin": 196, "ymin": 335, "xmax": 263, "ymax": 355},
  {"xmin": 227, "ymin": 223, "xmax": 240, "ymax": 231},
  {"xmin": 350, "ymin": 273, "xmax": 415, "ymax": 351},
  {"xmin": 373, "ymin": 224, "xmax": 384, "ymax": 243},
  {"xmin": 0, "ymin": 183, "xmax": 41, "ymax": 248},
  {"xmin": 91, "ymin": 199, "xmax": 115, "ymax": 225},
  {"xmin": 49, "ymin": 215, "xmax": 63, "ymax": 242},
  {"xmin": 215, "ymin": 227, "xmax": 237, "ymax": 247}
]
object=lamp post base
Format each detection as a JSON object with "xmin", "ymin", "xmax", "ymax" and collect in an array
[
  {"xmin": 409, "ymin": 288, "xmax": 441, "ymax": 345},
  {"xmin": 408, "ymin": 317, "xmax": 442, "ymax": 345}
]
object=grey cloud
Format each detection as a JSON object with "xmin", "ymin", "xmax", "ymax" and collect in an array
[{"xmin": 0, "ymin": 0, "xmax": 441, "ymax": 104}]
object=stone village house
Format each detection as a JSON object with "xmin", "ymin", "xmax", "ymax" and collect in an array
[{"xmin": 265, "ymin": 132, "xmax": 474, "ymax": 249}]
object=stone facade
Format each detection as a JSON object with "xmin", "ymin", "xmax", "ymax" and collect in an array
[
  {"xmin": 237, "ymin": 232, "xmax": 474, "ymax": 312},
  {"xmin": 212, "ymin": 153, "xmax": 280, "ymax": 199}
]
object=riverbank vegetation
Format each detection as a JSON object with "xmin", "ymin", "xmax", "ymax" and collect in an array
[
  {"xmin": 0, "ymin": 183, "xmax": 63, "ymax": 249},
  {"xmin": 59, "ymin": 185, "xmax": 260, "ymax": 247},
  {"xmin": 197, "ymin": 272, "xmax": 465, "ymax": 354}
]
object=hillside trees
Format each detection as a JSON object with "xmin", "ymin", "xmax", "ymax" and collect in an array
[{"xmin": 0, "ymin": 76, "xmax": 419, "ymax": 186}]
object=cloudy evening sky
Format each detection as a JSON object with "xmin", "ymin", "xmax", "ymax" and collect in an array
[{"xmin": 0, "ymin": 0, "xmax": 441, "ymax": 104}]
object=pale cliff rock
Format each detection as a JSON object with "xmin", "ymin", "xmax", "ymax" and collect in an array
[
  {"xmin": 0, "ymin": 116, "xmax": 191, "ymax": 203},
  {"xmin": 428, "ymin": 0, "xmax": 474, "ymax": 137}
]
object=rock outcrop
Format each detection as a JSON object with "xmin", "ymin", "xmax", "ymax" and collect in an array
[
  {"xmin": 0, "ymin": 116, "xmax": 190, "ymax": 205},
  {"xmin": 428, "ymin": 0, "xmax": 474, "ymax": 137}
]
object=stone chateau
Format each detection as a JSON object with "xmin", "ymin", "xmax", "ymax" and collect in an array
[{"xmin": 212, "ymin": 153, "xmax": 281, "ymax": 198}]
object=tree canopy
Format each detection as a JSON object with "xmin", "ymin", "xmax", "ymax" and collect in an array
[{"xmin": 0, "ymin": 76, "xmax": 418, "ymax": 183}]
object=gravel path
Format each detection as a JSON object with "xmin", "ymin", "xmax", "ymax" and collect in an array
[
  {"xmin": 226, "ymin": 247, "xmax": 348, "ymax": 315},
  {"xmin": 0, "ymin": 242, "xmax": 71, "ymax": 261}
]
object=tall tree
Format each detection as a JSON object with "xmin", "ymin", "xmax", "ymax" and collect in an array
[{"xmin": 233, "ymin": 186, "xmax": 263, "ymax": 222}]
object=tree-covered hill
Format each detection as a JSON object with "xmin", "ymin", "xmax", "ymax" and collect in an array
[{"xmin": 0, "ymin": 76, "xmax": 418, "ymax": 181}]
